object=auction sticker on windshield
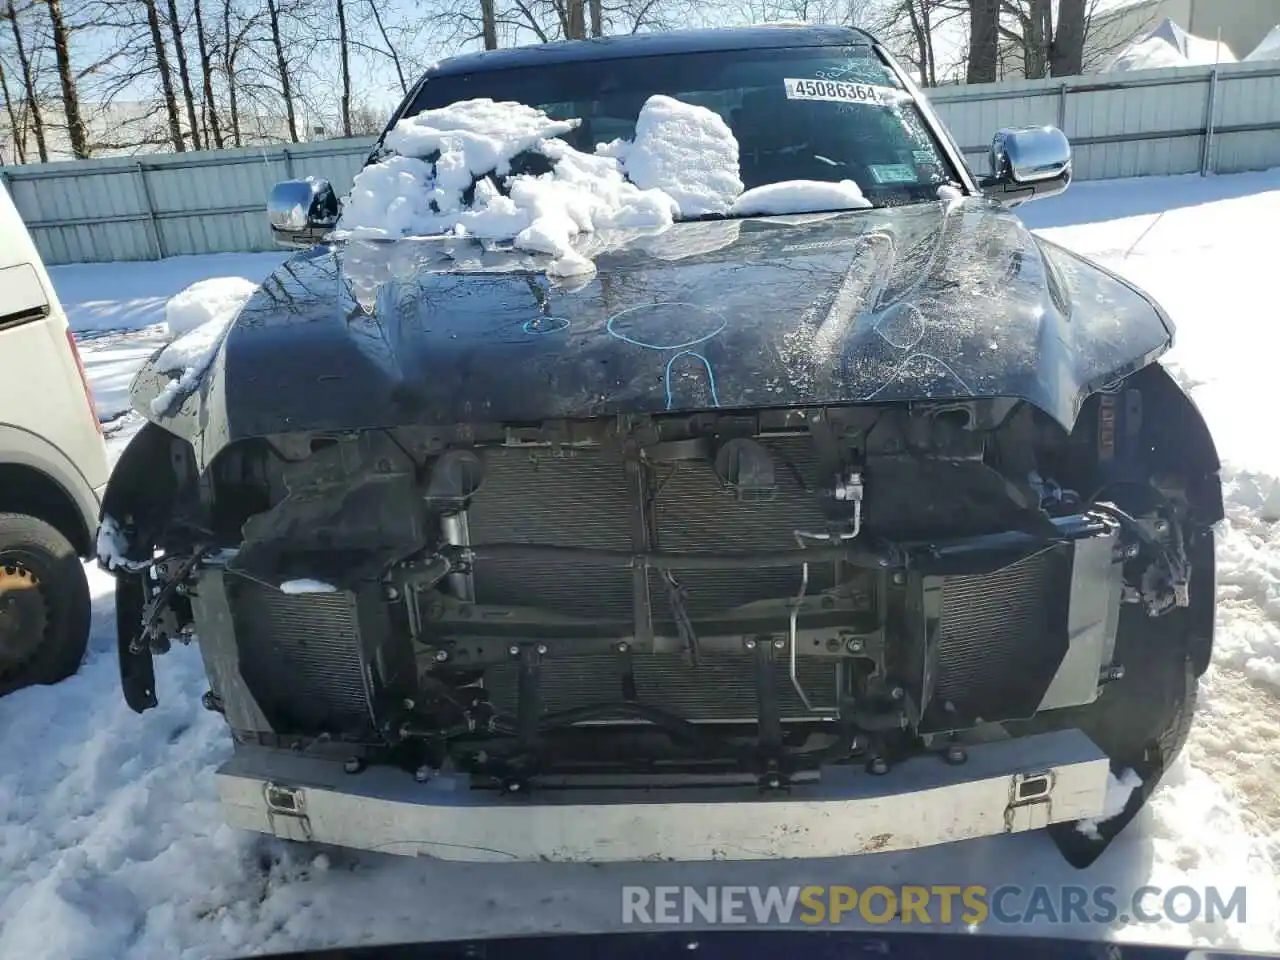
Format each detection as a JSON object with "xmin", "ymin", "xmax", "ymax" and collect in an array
[{"xmin": 784, "ymin": 78, "xmax": 894, "ymax": 105}]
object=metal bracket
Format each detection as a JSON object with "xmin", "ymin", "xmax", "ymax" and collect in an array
[
  {"xmin": 517, "ymin": 645, "xmax": 543, "ymax": 750},
  {"xmin": 615, "ymin": 641, "xmax": 637, "ymax": 702},
  {"xmin": 752, "ymin": 637, "xmax": 782, "ymax": 758},
  {"xmin": 1004, "ymin": 770, "xmax": 1055, "ymax": 833},
  {"xmin": 264, "ymin": 783, "xmax": 313, "ymax": 841}
]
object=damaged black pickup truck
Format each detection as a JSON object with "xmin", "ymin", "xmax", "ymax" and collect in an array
[{"xmin": 100, "ymin": 25, "xmax": 1221, "ymax": 867}]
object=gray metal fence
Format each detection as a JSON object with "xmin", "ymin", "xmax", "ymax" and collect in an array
[{"xmin": 4, "ymin": 59, "xmax": 1280, "ymax": 267}]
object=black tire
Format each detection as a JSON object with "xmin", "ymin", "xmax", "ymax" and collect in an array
[
  {"xmin": 0, "ymin": 512, "xmax": 91, "ymax": 696},
  {"xmin": 1015, "ymin": 597, "xmax": 1199, "ymax": 868}
]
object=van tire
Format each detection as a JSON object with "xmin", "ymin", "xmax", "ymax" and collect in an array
[{"xmin": 0, "ymin": 512, "xmax": 91, "ymax": 695}]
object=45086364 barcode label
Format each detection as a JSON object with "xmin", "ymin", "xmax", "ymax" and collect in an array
[{"xmin": 783, "ymin": 77, "xmax": 894, "ymax": 105}]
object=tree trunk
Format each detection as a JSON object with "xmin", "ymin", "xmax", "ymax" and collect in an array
[
  {"xmin": 904, "ymin": 0, "xmax": 928, "ymax": 85},
  {"xmin": 142, "ymin": 0, "xmax": 185, "ymax": 151},
  {"xmin": 966, "ymin": 0, "xmax": 999, "ymax": 84},
  {"xmin": 264, "ymin": 0, "xmax": 299, "ymax": 141},
  {"xmin": 480, "ymin": 0, "xmax": 497, "ymax": 48},
  {"xmin": 588, "ymin": 0, "xmax": 602, "ymax": 36},
  {"xmin": 193, "ymin": 0, "xmax": 222, "ymax": 148},
  {"xmin": 0, "ymin": 58, "xmax": 25, "ymax": 163},
  {"xmin": 336, "ymin": 0, "xmax": 351, "ymax": 136},
  {"xmin": 920, "ymin": 0, "xmax": 936, "ymax": 87},
  {"xmin": 45, "ymin": 0, "xmax": 88, "ymax": 158},
  {"xmin": 6, "ymin": 0, "xmax": 46, "ymax": 161},
  {"xmin": 164, "ymin": 0, "xmax": 202, "ymax": 148},
  {"xmin": 565, "ymin": 0, "xmax": 586, "ymax": 39},
  {"xmin": 221, "ymin": 0, "xmax": 241, "ymax": 146},
  {"xmin": 1021, "ymin": 0, "xmax": 1051, "ymax": 79},
  {"xmin": 1051, "ymin": 0, "xmax": 1087, "ymax": 77}
]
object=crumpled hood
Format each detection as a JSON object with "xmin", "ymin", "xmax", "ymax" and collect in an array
[{"xmin": 131, "ymin": 198, "xmax": 1173, "ymax": 469}]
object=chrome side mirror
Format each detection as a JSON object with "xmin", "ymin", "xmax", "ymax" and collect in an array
[
  {"xmin": 980, "ymin": 126, "xmax": 1072, "ymax": 205},
  {"xmin": 268, "ymin": 177, "xmax": 339, "ymax": 249}
]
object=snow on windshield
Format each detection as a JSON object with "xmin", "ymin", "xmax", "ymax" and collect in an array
[
  {"xmin": 731, "ymin": 179, "xmax": 871, "ymax": 216},
  {"xmin": 337, "ymin": 95, "xmax": 917, "ymax": 275},
  {"xmin": 340, "ymin": 98, "xmax": 683, "ymax": 275},
  {"xmin": 599, "ymin": 95, "xmax": 743, "ymax": 216}
]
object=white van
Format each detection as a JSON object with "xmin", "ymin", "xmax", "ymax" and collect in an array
[{"xmin": 0, "ymin": 179, "xmax": 109, "ymax": 695}]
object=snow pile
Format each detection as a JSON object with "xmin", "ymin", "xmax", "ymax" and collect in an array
[
  {"xmin": 149, "ymin": 277, "xmax": 257, "ymax": 415},
  {"xmin": 1245, "ymin": 24, "xmax": 1280, "ymax": 62},
  {"xmin": 339, "ymin": 98, "xmax": 684, "ymax": 275},
  {"xmin": 1105, "ymin": 18, "xmax": 1237, "ymax": 72},
  {"xmin": 1076, "ymin": 768, "xmax": 1142, "ymax": 839},
  {"xmin": 731, "ymin": 179, "xmax": 871, "ymax": 216},
  {"xmin": 339, "ymin": 96, "xmax": 897, "ymax": 275},
  {"xmin": 162, "ymin": 276, "xmax": 259, "ymax": 338},
  {"xmin": 95, "ymin": 515, "xmax": 149, "ymax": 573},
  {"xmin": 601, "ymin": 96, "xmax": 743, "ymax": 216},
  {"xmin": 1107, "ymin": 36, "xmax": 1193, "ymax": 72},
  {"xmin": 279, "ymin": 579, "xmax": 338, "ymax": 595}
]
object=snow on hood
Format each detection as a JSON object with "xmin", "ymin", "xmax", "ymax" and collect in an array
[
  {"xmin": 1245, "ymin": 24, "xmax": 1280, "ymax": 61},
  {"xmin": 163, "ymin": 277, "xmax": 260, "ymax": 337},
  {"xmin": 337, "ymin": 96, "xmax": 904, "ymax": 276},
  {"xmin": 149, "ymin": 277, "xmax": 258, "ymax": 415}
]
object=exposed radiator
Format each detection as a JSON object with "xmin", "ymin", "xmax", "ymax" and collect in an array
[
  {"xmin": 482, "ymin": 652, "xmax": 839, "ymax": 722},
  {"xmin": 465, "ymin": 438, "xmax": 833, "ymax": 622},
  {"xmin": 226, "ymin": 575, "xmax": 375, "ymax": 739},
  {"xmin": 932, "ymin": 548, "xmax": 1068, "ymax": 724}
]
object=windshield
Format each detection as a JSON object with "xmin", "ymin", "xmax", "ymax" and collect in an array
[{"xmin": 396, "ymin": 45, "xmax": 960, "ymax": 207}]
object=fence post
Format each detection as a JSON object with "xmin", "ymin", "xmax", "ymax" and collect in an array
[
  {"xmin": 282, "ymin": 147, "xmax": 294, "ymax": 179},
  {"xmin": 1057, "ymin": 82, "xmax": 1067, "ymax": 130},
  {"xmin": 135, "ymin": 161, "xmax": 166, "ymax": 259},
  {"xmin": 1200, "ymin": 67, "xmax": 1220, "ymax": 177}
]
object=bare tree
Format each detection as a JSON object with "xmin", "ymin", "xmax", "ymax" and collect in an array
[
  {"xmin": 365, "ymin": 0, "xmax": 407, "ymax": 93},
  {"xmin": 44, "ymin": 0, "xmax": 87, "ymax": 157},
  {"xmin": 480, "ymin": 0, "xmax": 497, "ymax": 48},
  {"xmin": 337, "ymin": 0, "xmax": 351, "ymax": 135},
  {"xmin": 564, "ymin": 0, "xmax": 585, "ymax": 38},
  {"xmin": 871, "ymin": 0, "xmax": 970, "ymax": 86},
  {"xmin": 966, "ymin": 0, "xmax": 999, "ymax": 82},
  {"xmin": 0, "ymin": 55, "xmax": 24, "ymax": 162},
  {"xmin": 263, "ymin": 0, "xmax": 298, "ymax": 141},
  {"xmin": 3, "ymin": 0, "xmax": 46, "ymax": 160},
  {"xmin": 992, "ymin": 0, "xmax": 1127, "ymax": 81},
  {"xmin": 1050, "ymin": 0, "xmax": 1087, "ymax": 76},
  {"xmin": 192, "ymin": 0, "xmax": 222, "ymax": 146},
  {"xmin": 221, "ymin": 0, "xmax": 243, "ymax": 145},
  {"xmin": 140, "ymin": 0, "xmax": 186, "ymax": 149},
  {"xmin": 164, "ymin": 0, "xmax": 202, "ymax": 147},
  {"xmin": 349, "ymin": 99, "xmax": 384, "ymax": 133},
  {"xmin": 588, "ymin": 0, "xmax": 602, "ymax": 36}
]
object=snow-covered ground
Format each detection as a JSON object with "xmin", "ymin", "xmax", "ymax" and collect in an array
[{"xmin": 3, "ymin": 171, "xmax": 1280, "ymax": 959}]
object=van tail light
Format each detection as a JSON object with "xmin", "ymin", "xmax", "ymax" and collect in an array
[{"xmin": 65, "ymin": 328, "xmax": 102, "ymax": 438}]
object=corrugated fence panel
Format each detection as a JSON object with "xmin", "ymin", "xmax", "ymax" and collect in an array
[
  {"xmin": 4, "ymin": 63, "xmax": 1280, "ymax": 266},
  {"xmin": 1213, "ymin": 68, "xmax": 1280, "ymax": 174},
  {"xmin": 1, "ymin": 137, "xmax": 376, "ymax": 265}
]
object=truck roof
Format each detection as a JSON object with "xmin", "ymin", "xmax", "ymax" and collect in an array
[{"xmin": 427, "ymin": 24, "xmax": 876, "ymax": 78}]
